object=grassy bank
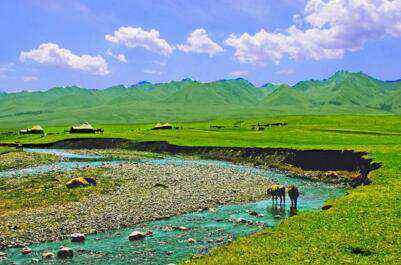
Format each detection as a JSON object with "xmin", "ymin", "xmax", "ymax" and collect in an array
[
  {"xmin": 0, "ymin": 149, "xmax": 61, "ymax": 171},
  {"xmin": 1, "ymin": 114, "xmax": 401, "ymax": 263}
]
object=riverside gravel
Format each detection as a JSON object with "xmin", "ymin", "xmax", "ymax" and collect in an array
[{"xmin": 1, "ymin": 158, "xmax": 272, "ymax": 246}]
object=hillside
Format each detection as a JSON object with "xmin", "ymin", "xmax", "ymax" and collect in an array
[{"xmin": 0, "ymin": 71, "xmax": 400, "ymax": 128}]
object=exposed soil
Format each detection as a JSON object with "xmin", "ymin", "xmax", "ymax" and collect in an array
[{"xmin": 12, "ymin": 138, "xmax": 382, "ymax": 185}]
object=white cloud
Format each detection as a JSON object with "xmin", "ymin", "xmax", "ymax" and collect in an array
[
  {"xmin": 177, "ymin": 28, "xmax": 224, "ymax": 57},
  {"xmin": 22, "ymin": 75, "xmax": 39, "ymax": 82},
  {"xmin": 153, "ymin": 60, "xmax": 167, "ymax": 67},
  {"xmin": 115, "ymin": 54, "xmax": 127, "ymax": 63},
  {"xmin": 142, "ymin": 69, "xmax": 163, "ymax": 75},
  {"xmin": 277, "ymin": 69, "xmax": 295, "ymax": 75},
  {"xmin": 106, "ymin": 50, "xmax": 127, "ymax": 63},
  {"xmin": 229, "ymin": 70, "xmax": 249, "ymax": 77},
  {"xmin": 20, "ymin": 43, "xmax": 109, "ymax": 75},
  {"xmin": 0, "ymin": 63, "xmax": 15, "ymax": 78},
  {"xmin": 105, "ymin": 26, "xmax": 174, "ymax": 56},
  {"xmin": 225, "ymin": 0, "xmax": 401, "ymax": 65}
]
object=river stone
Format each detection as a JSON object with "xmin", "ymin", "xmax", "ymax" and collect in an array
[
  {"xmin": 322, "ymin": 204, "xmax": 333, "ymax": 210},
  {"xmin": 174, "ymin": 226, "xmax": 189, "ymax": 231},
  {"xmin": 57, "ymin": 246, "xmax": 73, "ymax": 259},
  {"xmin": 71, "ymin": 233, "xmax": 85, "ymax": 243},
  {"xmin": 21, "ymin": 247, "xmax": 32, "ymax": 255},
  {"xmin": 248, "ymin": 210, "xmax": 264, "ymax": 217},
  {"xmin": 42, "ymin": 252, "xmax": 55, "ymax": 259},
  {"xmin": 187, "ymin": 238, "xmax": 196, "ymax": 243},
  {"xmin": 128, "ymin": 231, "xmax": 146, "ymax": 241}
]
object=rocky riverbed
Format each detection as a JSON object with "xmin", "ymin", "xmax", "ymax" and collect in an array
[{"xmin": 1, "ymin": 157, "xmax": 273, "ymax": 246}]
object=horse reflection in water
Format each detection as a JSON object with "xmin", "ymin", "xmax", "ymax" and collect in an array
[
  {"xmin": 267, "ymin": 184, "xmax": 300, "ymax": 216},
  {"xmin": 267, "ymin": 204, "xmax": 286, "ymax": 218}
]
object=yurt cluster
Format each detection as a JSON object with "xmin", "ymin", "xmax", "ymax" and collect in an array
[
  {"xmin": 18, "ymin": 122, "xmax": 175, "ymax": 135},
  {"xmin": 18, "ymin": 122, "xmax": 103, "ymax": 135}
]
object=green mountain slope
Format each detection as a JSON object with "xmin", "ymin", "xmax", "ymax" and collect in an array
[
  {"xmin": 0, "ymin": 71, "xmax": 400, "ymax": 128},
  {"xmin": 262, "ymin": 84, "xmax": 310, "ymax": 108}
]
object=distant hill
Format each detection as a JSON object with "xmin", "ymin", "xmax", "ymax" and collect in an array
[{"xmin": 0, "ymin": 71, "xmax": 400, "ymax": 128}]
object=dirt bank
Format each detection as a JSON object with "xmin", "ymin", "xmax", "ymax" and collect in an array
[{"xmin": 15, "ymin": 138, "xmax": 381, "ymax": 185}]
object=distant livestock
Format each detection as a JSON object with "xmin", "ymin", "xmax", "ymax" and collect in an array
[
  {"xmin": 252, "ymin": 122, "xmax": 288, "ymax": 131},
  {"xmin": 210, "ymin": 125, "xmax": 226, "ymax": 129}
]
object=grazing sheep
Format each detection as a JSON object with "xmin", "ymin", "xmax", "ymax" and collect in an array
[
  {"xmin": 267, "ymin": 185, "xmax": 285, "ymax": 204},
  {"xmin": 287, "ymin": 185, "xmax": 300, "ymax": 207}
]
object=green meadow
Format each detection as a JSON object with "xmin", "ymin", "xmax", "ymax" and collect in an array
[{"xmin": 1, "ymin": 114, "xmax": 401, "ymax": 264}]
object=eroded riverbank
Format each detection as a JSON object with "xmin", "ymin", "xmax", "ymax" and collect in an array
[{"xmin": 10, "ymin": 138, "xmax": 381, "ymax": 185}]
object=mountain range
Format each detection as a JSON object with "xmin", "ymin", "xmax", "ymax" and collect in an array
[{"xmin": 0, "ymin": 71, "xmax": 400, "ymax": 128}]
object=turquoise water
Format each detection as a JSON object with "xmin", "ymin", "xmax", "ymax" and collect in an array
[
  {"xmin": 24, "ymin": 148, "xmax": 102, "ymax": 159},
  {"xmin": 1, "ymin": 149, "xmax": 345, "ymax": 265},
  {"xmin": 0, "ymin": 149, "xmax": 118, "ymax": 179}
]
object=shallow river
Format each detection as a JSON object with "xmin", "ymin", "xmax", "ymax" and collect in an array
[{"xmin": 1, "ymin": 149, "xmax": 345, "ymax": 265}]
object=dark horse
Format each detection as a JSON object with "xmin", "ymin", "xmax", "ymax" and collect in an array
[
  {"xmin": 267, "ymin": 185, "xmax": 286, "ymax": 204},
  {"xmin": 287, "ymin": 185, "xmax": 300, "ymax": 207}
]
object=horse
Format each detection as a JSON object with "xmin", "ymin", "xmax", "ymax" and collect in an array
[
  {"xmin": 287, "ymin": 185, "xmax": 300, "ymax": 207},
  {"xmin": 267, "ymin": 185, "xmax": 286, "ymax": 204}
]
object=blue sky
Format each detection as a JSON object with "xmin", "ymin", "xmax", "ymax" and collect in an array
[{"xmin": 0, "ymin": 0, "xmax": 400, "ymax": 92}]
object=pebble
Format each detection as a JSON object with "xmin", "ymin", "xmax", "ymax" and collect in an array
[
  {"xmin": 187, "ymin": 238, "xmax": 196, "ymax": 243},
  {"xmin": 21, "ymin": 247, "xmax": 32, "ymax": 255},
  {"xmin": 42, "ymin": 252, "xmax": 55, "ymax": 259}
]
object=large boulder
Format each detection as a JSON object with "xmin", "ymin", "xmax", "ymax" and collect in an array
[
  {"xmin": 57, "ymin": 246, "xmax": 73, "ymax": 259},
  {"xmin": 66, "ymin": 178, "xmax": 89, "ymax": 188},
  {"xmin": 84, "ymin": 177, "xmax": 97, "ymax": 186}
]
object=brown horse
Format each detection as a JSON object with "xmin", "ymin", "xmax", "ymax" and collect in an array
[
  {"xmin": 267, "ymin": 185, "xmax": 286, "ymax": 204},
  {"xmin": 287, "ymin": 185, "xmax": 300, "ymax": 207}
]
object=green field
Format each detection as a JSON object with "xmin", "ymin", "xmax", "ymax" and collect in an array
[{"xmin": 1, "ymin": 114, "xmax": 401, "ymax": 264}]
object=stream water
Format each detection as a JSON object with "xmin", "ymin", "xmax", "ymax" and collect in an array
[{"xmin": 1, "ymin": 149, "xmax": 345, "ymax": 265}]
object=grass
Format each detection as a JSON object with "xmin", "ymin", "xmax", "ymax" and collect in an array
[
  {"xmin": 0, "ymin": 150, "xmax": 61, "ymax": 171},
  {"xmin": 1, "ymin": 114, "xmax": 401, "ymax": 264},
  {"xmin": 0, "ymin": 167, "xmax": 120, "ymax": 214},
  {"xmin": 0, "ymin": 146, "xmax": 15, "ymax": 154}
]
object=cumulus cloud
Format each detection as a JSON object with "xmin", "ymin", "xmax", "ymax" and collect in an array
[
  {"xmin": 106, "ymin": 50, "xmax": 127, "ymax": 63},
  {"xmin": 22, "ymin": 76, "xmax": 39, "ymax": 82},
  {"xmin": 177, "ymin": 28, "xmax": 224, "ymax": 57},
  {"xmin": 225, "ymin": 0, "xmax": 401, "ymax": 65},
  {"xmin": 105, "ymin": 26, "xmax": 174, "ymax": 56},
  {"xmin": 20, "ymin": 43, "xmax": 109, "ymax": 75},
  {"xmin": 229, "ymin": 70, "xmax": 249, "ymax": 77}
]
